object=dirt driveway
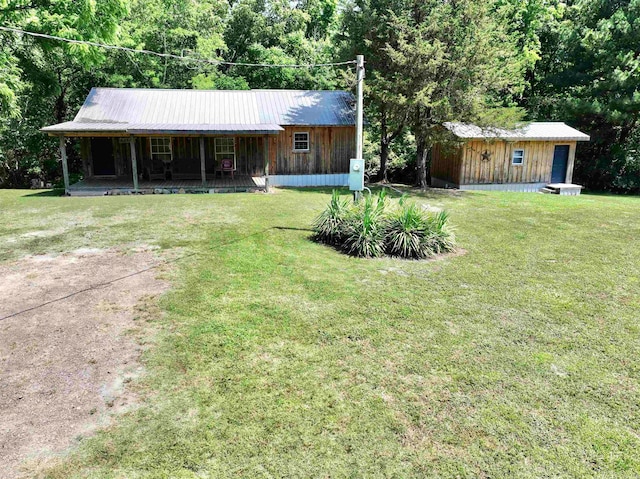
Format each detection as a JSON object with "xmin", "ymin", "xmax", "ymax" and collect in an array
[{"xmin": 0, "ymin": 247, "xmax": 170, "ymax": 478}]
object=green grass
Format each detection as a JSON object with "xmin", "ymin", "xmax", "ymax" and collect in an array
[{"xmin": 2, "ymin": 188, "xmax": 640, "ymax": 478}]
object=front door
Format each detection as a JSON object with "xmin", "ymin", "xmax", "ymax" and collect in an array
[
  {"xmin": 91, "ymin": 138, "xmax": 116, "ymax": 176},
  {"xmin": 551, "ymin": 145, "xmax": 569, "ymax": 183}
]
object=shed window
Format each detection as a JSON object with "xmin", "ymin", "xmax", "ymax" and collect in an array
[
  {"xmin": 293, "ymin": 132, "xmax": 310, "ymax": 152},
  {"xmin": 150, "ymin": 138, "xmax": 172, "ymax": 163},
  {"xmin": 512, "ymin": 148, "xmax": 525, "ymax": 165},
  {"xmin": 215, "ymin": 137, "xmax": 236, "ymax": 170}
]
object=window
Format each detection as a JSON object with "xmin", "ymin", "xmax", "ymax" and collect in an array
[
  {"xmin": 215, "ymin": 137, "xmax": 236, "ymax": 170},
  {"xmin": 293, "ymin": 132, "xmax": 310, "ymax": 152},
  {"xmin": 150, "ymin": 138, "xmax": 172, "ymax": 163},
  {"xmin": 512, "ymin": 148, "xmax": 525, "ymax": 165}
]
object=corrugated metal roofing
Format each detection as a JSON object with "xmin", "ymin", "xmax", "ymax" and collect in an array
[
  {"xmin": 443, "ymin": 122, "xmax": 590, "ymax": 141},
  {"xmin": 254, "ymin": 90, "xmax": 355, "ymax": 125},
  {"xmin": 127, "ymin": 124, "xmax": 284, "ymax": 134},
  {"xmin": 42, "ymin": 121, "xmax": 283, "ymax": 134},
  {"xmin": 42, "ymin": 88, "xmax": 355, "ymax": 134}
]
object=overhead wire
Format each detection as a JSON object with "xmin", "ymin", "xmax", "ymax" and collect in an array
[{"xmin": 0, "ymin": 25, "xmax": 357, "ymax": 69}]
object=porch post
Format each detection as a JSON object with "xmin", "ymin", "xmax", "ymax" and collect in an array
[
  {"xmin": 263, "ymin": 135, "xmax": 270, "ymax": 193},
  {"xmin": 565, "ymin": 143, "xmax": 576, "ymax": 184},
  {"xmin": 59, "ymin": 135, "xmax": 70, "ymax": 195},
  {"xmin": 200, "ymin": 136, "xmax": 207, "ymax": 187},
  {"xmin": 129, "ymin": 136, "xmax": 139, "ymax": 191}
]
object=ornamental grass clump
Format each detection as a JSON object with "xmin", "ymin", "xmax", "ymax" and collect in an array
[
  {"xmin": 385, "ymin": 200, "xmax": 430, "ymax": 259},
  {"xmin": 312, "ymin": 190, "xmax": 350, "ymax": 245},
  {"xmin": 341, "ymin": 190, "xmax": 388, "ymax": 258},
  {"xmin": 423, "ymin": 210, "xmax": 456, "ymax": 255},
  {"xmin": 385, "ymin": 200, "xmax": 456, "ymax": 259},
  {"xmin": 312, "ymin": 190, "xmax": 456, "ymax": 259}
]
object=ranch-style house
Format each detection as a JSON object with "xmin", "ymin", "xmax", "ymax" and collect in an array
[{"xmin": 42, "ymin": 88, "xmax": 356, "ymax": 195}]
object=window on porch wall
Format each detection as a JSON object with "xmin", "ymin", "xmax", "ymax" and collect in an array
[
  {"xmin": 215, "ymin": 137, "xmax": 236, "ymax": 170},
  {"xmin": 151, "ymin": 138, "xmax": 172, "ymax": 162},
  {"xmin": 150, "ymin": 137, "xmax": 172, "ymax": 175}
]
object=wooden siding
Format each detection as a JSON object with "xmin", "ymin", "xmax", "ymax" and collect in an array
[
  {"xmin": 236, "ymin": 136, "xmax": 266, "ymax": 176},
  {"xmin": 269, "ymin": 126, "xmax": 355, "ymax": 175},
  {"xmin": 86, "ymin": 128, "xmax": 353, "ymax": 180},
  {"xmin": 431, "ymin": 142, "xmax": 463, "ymax": 184},
  {"xmin": 432, "ymin": 140, "xmax": 577, "ymax": 185}
]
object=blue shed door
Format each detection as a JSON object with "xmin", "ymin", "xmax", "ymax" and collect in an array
[{"xmin": 551, "ymin": 145, "xmax": 570, "ymax": 183}]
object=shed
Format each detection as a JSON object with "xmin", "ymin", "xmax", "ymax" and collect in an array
[
  {"xmin": 42, "ymin": 88, "xmax": 356, "ymax": 195},
  {"xmin": 431, "ymin": 122, "xmax": 590, "ymax": 194}
]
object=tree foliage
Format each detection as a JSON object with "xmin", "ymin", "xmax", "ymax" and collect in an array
[
  {"xmin": 339, "ymin": 0, "xmax": 529, "ymax": 185},
  {"xmin": 530, "ymin": 0, "xmax": 640, "ymax": 193},
  {"xmin": 0, "ymin": 0, "xmax": 638, "ymax": 191}
]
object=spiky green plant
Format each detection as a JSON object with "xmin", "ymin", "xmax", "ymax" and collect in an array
[
  {"xmin": 385, "ymin": 202, "xmax": 430, "ymax": 258},
  {"xmin": 385, "ymin": 203, "xmax": 456, "ymax": 259},
  {"xmin": 313, "ymin": 191, "xmax": 455, "ymax": 260},
  {"xmin": 424, "ymin": 210, "xmax": 456, "ymax": 254},
  {"xmin": 341, "ymin": 191, "xmax": 388, "ymax": 258},
  {"xmin": 312, "ymin": 190, "xmax": 350, "ymax": 245}
]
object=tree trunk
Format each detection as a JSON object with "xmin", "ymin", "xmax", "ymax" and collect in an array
[
  {"xmin": 416, "ymin": 136, "xmax": 428, "ymax": 189},
  {"xmin": 380, "ymin": 138, "xmax": 390, "ymax": 183},
  {"xmin": 378, "ymin": 107, "xmax": 389, "ymax": 183},
  {"xmin": 378, "ymin": 106, "xmax": 406, "ymax": 183}
]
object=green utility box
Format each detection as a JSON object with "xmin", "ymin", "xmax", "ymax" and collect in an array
[{"xmin": 349, "ymin": 159, "xmax": 365, "ymax": 191}]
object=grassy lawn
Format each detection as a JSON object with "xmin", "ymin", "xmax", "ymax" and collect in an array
[{"xmin": 2, "ymin": 188, "xmax": 640, "ymax": 478}]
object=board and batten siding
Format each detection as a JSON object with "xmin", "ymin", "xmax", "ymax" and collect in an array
[
  {"xmin": 85, "ymin": 127, "xmax": 354, "ymax": 180},
  {"xmin": 432, "ymin": 140, "xmax": 577, "ymax": 185},
  {"xmin": 431, "ymin": 142, "xmax": 463, "ymax": 185},
  {"xmin": 269, "ymin": 126, "xmax": 355, "ymax": 175}
]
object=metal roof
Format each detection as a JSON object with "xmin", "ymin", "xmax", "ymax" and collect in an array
[
  {"xmin": 42, "ymin": 121, "xmax": 283, "ymax": 135},
  {"xmin": 443, "ymin": 122, "xmax": 590, "ymax": 141},
  {"xmin": 42, "ymin": 88, "xmax": 355, "ymax": 134}
]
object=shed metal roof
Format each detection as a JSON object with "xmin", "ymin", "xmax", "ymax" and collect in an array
[
  {"xmin": 42, "ymin": 88, "xmax": 355, "ymax": 134},
  {"xmin": 443, "ymin": 122, "xmax": 590, "ymax": 141}
]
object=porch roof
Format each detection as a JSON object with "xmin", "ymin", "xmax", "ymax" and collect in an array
[{"xmin": 41, "ymin": 121, "xmax": 284, "ymax": 135}]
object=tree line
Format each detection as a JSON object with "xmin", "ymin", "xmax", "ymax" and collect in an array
[{"xmin": 1, "ymin": 0, "xmax": 638, "ymax": 192}]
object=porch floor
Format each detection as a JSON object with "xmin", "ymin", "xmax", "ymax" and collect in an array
[{"xmin": 68, "ymin": 176, "xmax": 266, "ymax": 196}]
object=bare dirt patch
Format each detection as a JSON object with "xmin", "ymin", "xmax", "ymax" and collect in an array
[{"xmin": 0, "ymin": 247, "xmax": 171, "ymax": 478}]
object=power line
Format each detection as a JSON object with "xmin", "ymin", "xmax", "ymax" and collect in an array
[
  {"xmin": 0, "ymin": 25, "xmax": 357, "ymax": 69},
  {"xmin": 0, "ymin": 226, "xmax": 281, "ymax": 322}
]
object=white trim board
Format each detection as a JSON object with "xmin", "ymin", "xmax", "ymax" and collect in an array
[{"xmin": 267, "ymin": 174, "xmax": 348, "ymax": 187}]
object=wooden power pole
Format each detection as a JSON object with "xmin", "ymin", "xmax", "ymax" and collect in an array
[{"xmin": 355, "ymin": 55, "xmax": 364, "ymax": 160}]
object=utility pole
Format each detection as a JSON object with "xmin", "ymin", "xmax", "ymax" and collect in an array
[
  {"xmin": 355, "ymin": 54, "xmax": 364, "ymax": 160},
  {"xmin": 351, "ymin": 54, "xmax": 365, "ymax": 202}
]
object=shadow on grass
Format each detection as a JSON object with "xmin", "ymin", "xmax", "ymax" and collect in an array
[
  {"xmin": 277, "ymin": 184, "xmax": 469, "ymax": 200},
  {"xmin": 273, "ymin": 226, "xmax": 315, "ymax": 233},
  {"xmin": 20, "ymin": 189, "xmax": 65, "ymax": 197}
]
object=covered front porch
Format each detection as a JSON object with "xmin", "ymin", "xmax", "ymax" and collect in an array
[{"xmin": 49, "ymin": 126, "xmax": 281, "ymax": 196}]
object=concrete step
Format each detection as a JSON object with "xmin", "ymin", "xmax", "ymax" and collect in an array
[
  {"xmin": 545, "ymin": 183, "xmax": 584, "ymax": 196},
  {"xmin": 540, "ymin": 187, "xmax": 558, "ymax": 194}
]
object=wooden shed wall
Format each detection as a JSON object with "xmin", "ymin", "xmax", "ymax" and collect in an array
[
  {"xmin": 431, "ymin": 142, "xmax": 463, "ymax": 184},
  {"xmin": 432, "ymin": 140, "xmax": 577, "ymax": 185},
  {"xmin": 269, "ymin": 126, "xmax": 355, "ymax": 175}
]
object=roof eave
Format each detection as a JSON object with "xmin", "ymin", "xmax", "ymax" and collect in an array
[
  {"xmin": 455, "ymin": 135, "xmax": 590, "ymax": 142},
  {"xmin": 126, "ymin": 129, "xmax": 283, "ymax": 135}
]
